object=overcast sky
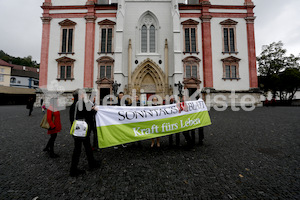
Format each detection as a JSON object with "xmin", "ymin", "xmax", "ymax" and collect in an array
[{"xmin": 0, "ymin": 0, "xmax": 299, "ymax": 63}]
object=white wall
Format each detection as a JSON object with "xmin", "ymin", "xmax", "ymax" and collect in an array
[
  {"xmin": 52, "ymin": 0, "xmax": 86, "ymax": 6},
  {"xmin": 211, "ymin": 17, "xmax": 250, "ymax": 91},
  {"xmin": 48, "ymin": 18, "xmax": 86, "ymax": 91},
  {"xmin": 179, "ymin": 18, "xmax": 204, "ymax": 90},
  {"xmin": 123, "ymin": 1, "xmax": 173, "ymax": 89},
  {"xmin": 10, "ymin": 76, "xmax": 39, "ymax": 89},
  {"xmin": 94, "ymin": 17, "xmax": 117, "ymax": 89},
  {"xmin": 210, "ymin": 0, "xmax": 245, "ymax": 6}
]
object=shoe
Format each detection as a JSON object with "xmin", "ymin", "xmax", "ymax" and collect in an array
[
  {"xmin": 157, "ymin": 143, "xmax": 161, "ymax": 148},
  {"xmin": 89, "ymin": 161, "xmax": 101, "ymax": 170},
  {"xmin": 50, "ymin": 153, "xmax": 59, "ymax": 158},
  {"xmin": 184, "ymin": 145, "xmax": 195, "ymax": 151},
  {"xmin": 43, "ymin": 147, "xmax": 50, "ymax": 152},
  {"xmin": 70, "ymin": 169, "xmax": 86, "ymax": 177},
  {"xmin": 114, "ymin": 146, "xmax": 119, "ymax": 149},
  {"xmin": 122, "ymin": 144, "xmax": 127, "ymax": 148}
]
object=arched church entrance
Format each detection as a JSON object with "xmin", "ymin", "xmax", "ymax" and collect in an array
[{"xmin": 130, "ymin": 58, "xmax": 166, "ymax": 102}]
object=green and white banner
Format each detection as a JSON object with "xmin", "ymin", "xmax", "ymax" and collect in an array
[{"xmin": 95, "ymin": 99, "xmax": 211, "ymax": 148}]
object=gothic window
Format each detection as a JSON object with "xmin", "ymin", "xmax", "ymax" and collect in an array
[
  {"xmin": 181, "ymin": 19, "xmax": 199, "ymax": 54},
  {"xmin": 149, "ymin": 25, "xmax": 155, "ymax": 53},
  {"xmin": 140, "ymin": 13, "xmax": 157, "ymax": 53},
  {"xmin": 56, "ymin": 57, "xmax": 75, "ymax": 81},
  {"xmin": 58, "ymin": 19, "xmax": 77, "ymax": 55},
  {"xmin": 98, "ymin": 19, "xmax": 116, "ymax": 54},
  {"xmin": 221, "ymin": 56, "xmax": 241, "ymax": 80},
  {"xmin": 97, "ymin": 56, "xmax": 114, "ymax": 80},
  {"xmin": 220, "ymin": 19, "xmax": 238, "ymax": 54},
  {"xmin": 141, "ymin": 25, "xmax": 148, "ymax": 53}
]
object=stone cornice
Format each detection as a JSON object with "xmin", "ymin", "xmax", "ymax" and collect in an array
[
  {"xmin": 98, "ymin": 19, "xmax": 116, "ymax": 25},
  {"xmin": 221, "ymin": 56, "xmax": 241, "ymax": 63},
  {"xmin": 200, "ymin": 15, "xmax": 212, "ymax": 22},
  {"xmin": 182, "ymin": 56, "xmax": 201, "ymax": 63},
  {"xmin": 181, "ymin": 19, "xmax": 199, "ymax": 25},
  {"xmin": 86, "ymin": 0, "xmax": 95, "ymax": 5},
  {"xmin": 96, "ymin": 56, "xmax": 114, "ymax": 63},
  {"xmin": 245, "ymin": 16, "xmax": 256, "ymax": 23},
  {"xmin": 59, "ymin": 19, "xmax": 77, "ymax": 26},
  {"xmin": 56, "ymin": 56, "xmax": 76, "ymax": 63},
  {"xmin": 41, "ymin": 17, "xmax": 52, "ymax": 24},
  {"xmin": 42, "ymin": 2, "xmax": 52, "ymax": 6},
  {"xmin": 85, "ymin": 15, "xmax": 97, "ymax": 22},
  {"xmin": 220, "ymin": 19, "xmax": 238, "ymax": 26}
]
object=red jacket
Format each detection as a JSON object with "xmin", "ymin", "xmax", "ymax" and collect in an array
[{"xmin": 47, "ymin": 108, "xmax": 62, "ymax": 134}]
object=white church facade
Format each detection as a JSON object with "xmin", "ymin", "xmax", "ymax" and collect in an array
[{"xmin": 39, "ymin": 0, "xmax": 260, "ymax": 106}]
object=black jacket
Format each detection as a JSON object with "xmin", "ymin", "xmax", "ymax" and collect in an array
[{"xmin": 69, "ymin": 101, "xmax": 96, "ymax": 125}]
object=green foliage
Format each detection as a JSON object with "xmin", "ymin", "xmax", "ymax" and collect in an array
[
  {"xmin": 257, "ymin": 41, "xmax": 300, "ymax": 102},
  {"xmin": 0, "ymin": 50, "xmax": 39, "ymax": 68},
  {"xmin": 277, "ymin": 68, "xmax": 300, "ymax": 101}
]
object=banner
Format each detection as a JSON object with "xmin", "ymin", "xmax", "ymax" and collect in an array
[{"xmin": 95, "ymin": 99, "xmax": 211, "ymax": 148}]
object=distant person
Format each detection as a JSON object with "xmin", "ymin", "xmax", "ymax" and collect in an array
[
  {"xmin": 69, "ymin": 91, "xmax": 100, "ymax": 177},
  {"xmin": 132, "ymin": 95, "xmax": 142, "ymax": 147},
  {"xmin": 264, "ymin": 99, "xmax": 269, "ymax": 107},
  {"xmin": 151, "ymin": 96, "xmax": 160, "ymax": 148},
  {"xmin": 26, "ymin": 96, "xmax": 35, "ymax": 116},
  {"xmin": 116, "ymin": 92, "xmax": 129, "ymax": 106},
  {"xmin": 178, "ymin": 95, "xmax": 194, "ymax": 150},
  {"xmin": 114, "ymin": 92, "xmax": 129, "ymax": 149},
  {"xmin": 271, "ymin": 97, "xmax": 276, "ymax": 106},
  {"xmin": 43, "ymin": 98, "xmax": 61, "ymax": 158},
  {"xmin": 40, "ymin": 98, "xmax": 45, "ymax": 112}
]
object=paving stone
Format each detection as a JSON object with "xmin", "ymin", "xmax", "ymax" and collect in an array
[{"xmin": 0, "ymin": 105, "xmax": 299, "ymax": 199}]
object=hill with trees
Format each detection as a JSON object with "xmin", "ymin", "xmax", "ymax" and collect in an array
[{"xmin": 0, "ymin": 50, "xmax": 39, "ymax": 68}]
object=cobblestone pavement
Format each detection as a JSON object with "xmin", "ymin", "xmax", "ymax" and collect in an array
[{"xmin": 0, "ymin": 105, "xmax": 299, "ymax": 199}]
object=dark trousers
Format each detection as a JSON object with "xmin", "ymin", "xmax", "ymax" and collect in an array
[
  {"xmin": 29, "ymin": 107, "xmax": 33, "ymax": 116},
  {"xmin": 88, "ymin": 122, "xmax": 98, "ymax": 148},
  {"xmin": 183, "ymin": 131, "xmax": 193, "ymax": 147},
  {"xmin": 192, "ymin": 127, "xmax": 204, "ymax": 144},
  {"xmin": 45, "ymin": 133, "xmax": 57, "ymax": 153},
  {"xmin": 70, "ymin": 136, "xmax": 95, "ymax": 172}
]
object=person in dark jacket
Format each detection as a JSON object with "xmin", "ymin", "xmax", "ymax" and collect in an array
[
  {"xmin": 178, "ymin": 95, "xmax": 194, "ymax": 149},
  {"xmin": 113, "ymin": 92, "xmax": 129, "ymax": 149},
  {"xmin": 43, "ymin": 98, "xmax": 61, "ymax": 158},
  {"xmin": 69, "ymin": 91, "xmax": 100, "ymax": 177},
  {"xmin": 151, "ymin": 96, "xmax": 161, "ymax": 148},
  {"xmin": 27, "ymin": 96, "xmax": 35, "ymax": 116}
]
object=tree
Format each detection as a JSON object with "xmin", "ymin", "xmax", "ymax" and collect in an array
[
  {"xmin": 257, "ymin": 41, "xmax": 300, "ymax": 100},
  {"xmin": 277, "ymin": 68, "xmax": 300, "ymax": 102}
]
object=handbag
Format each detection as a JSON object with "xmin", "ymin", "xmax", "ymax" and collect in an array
[
  {"xmin": 70, "ymin": 102, "xmax": 88, "ymax": 137},
  {"xmin": 40, "ymin": 112, "xmax": 54, "ymax": 129}
]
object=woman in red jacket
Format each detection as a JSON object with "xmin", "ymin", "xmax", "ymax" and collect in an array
[{"xmin": 43, "ymin": 98, "xmax": 62, "ymax": 158}]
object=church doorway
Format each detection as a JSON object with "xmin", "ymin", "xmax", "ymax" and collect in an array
[
  {"xmin": 130, "ymin": 58, "xmax": 166, "ymax": 99},
  {"xmin": 99, "ymin": 88, "xmax": 110, "ymax": 105}
]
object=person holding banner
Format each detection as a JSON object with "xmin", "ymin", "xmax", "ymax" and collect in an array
[
  {"xmin": 114, "ymin": 92, "xmax": 129, "ymax": 149},
  {"xmin": 178, "ymin": 95, "xmax": 194, "ymax": 150},
  {"xmin": 151, "ymin": 96, "xmax": 161, "ymax": 148},
  {"xmin": 69, "ymin": 91, "xmax": 100, "ymax": 177}
]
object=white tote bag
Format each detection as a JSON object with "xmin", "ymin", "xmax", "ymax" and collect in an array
[{"xmin": 70, "ymin": 102, "xmax": 88, "ymax": 137}]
